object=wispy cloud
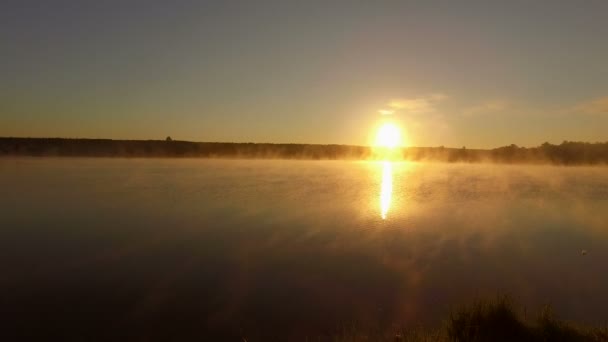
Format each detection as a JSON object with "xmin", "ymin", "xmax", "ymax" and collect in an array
[
  {"xmin": 462, "ymin": 100, "xmax": 508, "ymax": 117},
  {"xmin": 573, "ymin": 96, "xmax": 608, "ymax": 115},
  {"xmin": 375, "ymin": 93, "xmax": 450, "ymax": 146},
  {"xmin": 383, "ymin": 93, "xmax": 447, "ymax": 115}
]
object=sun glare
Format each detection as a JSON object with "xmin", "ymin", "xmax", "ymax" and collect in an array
[
  {"xmin": 380, "ymin": 161, "xmax": 393, "ymax": 219},
  {"xmin": 375, "ymin": 122, "xmax": 402, "ymax": 148}
]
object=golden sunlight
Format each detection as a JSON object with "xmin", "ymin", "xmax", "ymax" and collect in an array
[
  {"xmin": 380, "ymin": 161, "xmax": 393, "ymax": 219},
  {"xmin": 375, "ymin": 122, "xmax": 402, "ymax": 148}
]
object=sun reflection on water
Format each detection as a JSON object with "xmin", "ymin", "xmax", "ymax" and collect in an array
[{"xmin": 380, "ymin": 161, "xmax": 393, "ymax": 219}]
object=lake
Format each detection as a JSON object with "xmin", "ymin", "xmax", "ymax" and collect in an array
[{"xmin": 1, "ymin": 158, "xmax": 607, "ymax": 339}]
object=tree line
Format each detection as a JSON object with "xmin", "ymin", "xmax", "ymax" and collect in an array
[{"xmin": 1, "ymin": 138, "xmax": 607, "ymax": 165}]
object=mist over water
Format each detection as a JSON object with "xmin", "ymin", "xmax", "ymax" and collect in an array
[{"xmin": 1, "ymin": 158, "xmax": 608, "ymax": 338}]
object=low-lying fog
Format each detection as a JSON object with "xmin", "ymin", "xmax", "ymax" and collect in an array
[{"xmin": 1, "ymin": 158, "xmax": 607, "ymax": 338}]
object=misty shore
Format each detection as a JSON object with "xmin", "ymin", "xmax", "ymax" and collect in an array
[{"xmin": 1, "ymin": 137, "xmax": 608, "ymax": 165}]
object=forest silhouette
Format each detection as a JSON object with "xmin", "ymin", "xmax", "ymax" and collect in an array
[{"xmin": 1, "ymin": 137, "xmax": 608, "ymax": 165}]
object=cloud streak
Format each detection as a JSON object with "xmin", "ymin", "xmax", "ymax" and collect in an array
[
  {"xmin": 573, "ymin": 96, "xmax": 608, "ymax": 115},
  {"xmin": 381, "ymin": 93, "xmax": 447, "ymax": 115},
  {"xmin": 462, "ymin": 100, "xmax": 508, "ymax": 117}
]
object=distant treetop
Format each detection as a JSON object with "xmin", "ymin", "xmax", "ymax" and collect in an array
[{"xmin": 1, "ymin": 138, "xmax": 607, "ymax": 164}]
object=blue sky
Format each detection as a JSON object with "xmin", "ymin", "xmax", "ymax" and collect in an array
[{"xmin": 2, "ymin": 0, "xmax": 608, "ymax": 147}]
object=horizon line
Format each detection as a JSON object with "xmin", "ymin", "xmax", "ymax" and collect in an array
[{"xmin": 2, "ymin": 136, "xmax": 608, "ymax": 151}]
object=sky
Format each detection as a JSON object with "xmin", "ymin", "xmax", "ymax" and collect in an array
[{"xmin": 2, "ymin": 0, "xmax": 608, "ymax": 148}]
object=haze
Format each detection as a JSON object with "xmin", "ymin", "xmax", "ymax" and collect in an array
[{"xmin": 2, "ymin": 1, "xmax": 608, "ymax": 147}]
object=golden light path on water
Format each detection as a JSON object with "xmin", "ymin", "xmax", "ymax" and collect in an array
[
  {"xmin": 380, "ymin": 161, "xmax": 393, "ymax": 219},
  {"xmin": 373, "ymin": 119, "xmax": 402, "ymax": 219}
]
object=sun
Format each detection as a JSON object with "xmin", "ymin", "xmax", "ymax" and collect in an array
[{"xmin": 375, "ymin": 122, "xmax": 402, "ymax": 148}]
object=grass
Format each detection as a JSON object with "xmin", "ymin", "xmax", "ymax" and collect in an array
[{"xmin": 331, "ymin": 296, "xmax": 608, "ymax": 342}]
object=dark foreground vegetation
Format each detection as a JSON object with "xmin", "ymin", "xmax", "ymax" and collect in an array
[
  {"xmin": 1, "ymin": 137, "xmax": 608, "ymax": 164},
  {"xmin": 334, "ymin": 297, "xmax": 607, "ymax": 342},
  {"xmin": 5, "ymin": 295, "xmax": 606, "ymax": 341}
]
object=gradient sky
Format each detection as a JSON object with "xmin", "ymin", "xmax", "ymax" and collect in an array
[{"xmin": 2, "ymin": 0, "xmax": 608, "ymax": 148}]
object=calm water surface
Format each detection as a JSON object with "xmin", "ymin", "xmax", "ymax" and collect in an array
[{"xmin": 1, "ymin": 158, "xmax": 608, "ymax": 339}]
